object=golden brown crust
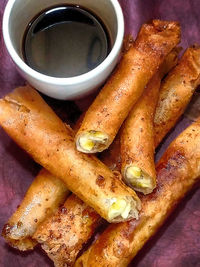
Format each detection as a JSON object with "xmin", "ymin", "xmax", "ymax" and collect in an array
[
  {"xmin": 120, "ymin": 48, "xmax": 180, "ymax": 194},
  {"xmin": 1, "ymin": 169, "xmax": 69, "ymax": 251},
  {"xmin": 0, "ymin": 86, "xmax": 140, "ymax": 223},
  {"xmin": 154, "ymin": 45, "xmax": 200, "ymax": 147},
  {"xmin": 75, "ymin": 20, "xmax": 180, "ymax": 153},
  {"xmin": 120, "ymin": 73, "xmax": 160, "ymax": 194},
  {"xmin": 33, "ymin": 194, "xmax": 101, "ymax": 267},
  {"xmin": 75, "ymin": 119, "xmax": 200, "ymax": 267}
]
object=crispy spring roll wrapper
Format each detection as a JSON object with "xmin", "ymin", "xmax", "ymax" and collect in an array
[
  {"xmin": 75, "ymin": 20, "xmax": 180, "ymax": 153},
  {"xmin": 75, "ymin": 119, "xmax": 200, "ymax": 267},
  {"xmin": 0, "ymin": 86, "xmax": 141, "ymax": 223},
  {"xmin": 1, "ymin": 169, "xmax": 69, "ymax": 251},
  {"xmin": 154, "ymin": 45, "xmax": 200, "ymax": 147},
  {"xmin": 33, "ymin": 194, "xmax": 101, "ymax": 267},
  {"xmin": 120, "ymin": 48, "xmax": 180, "ymax": 195}
]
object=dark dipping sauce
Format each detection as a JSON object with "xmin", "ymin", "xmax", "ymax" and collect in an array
[{"xmin": 23, "ymin": 5, "xmax": 110, "ymax": 78}]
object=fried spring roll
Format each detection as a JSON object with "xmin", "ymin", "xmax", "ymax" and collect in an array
[
  {"xmin": 154, "ymin": 45, "xmax": 200, "ymax": 147},
  {"xmin": 120, "ymin": 48, "xmax": 180, "ymax": 194},
  {"xmin": 0, "ymin": 86, "xmax": 141, "ymax": 223},
  {"xmin": 33, "ymin": 194, "xmax": 101, "ymax": 267},
  {"xmin": 75, "ymin": 20, "xmax": 180, "ymax": 153},
  {"xmin": 75, "ymin": 119, "xmax": 200, "ymax": 267},
  {"xmin": 1, "ymin": 169, "xmax": 69, "ymax": 251}
]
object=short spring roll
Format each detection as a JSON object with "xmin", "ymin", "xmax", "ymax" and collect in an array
[
  {"xmin": 75, "ymin": 119, "xmax": 200, "ymax": 267},
  {"xmin": 75, "ymin": 20, "xmax": 180, "ymax": 153},
  {"xmin": 154, "ymin": 44, "xmax": 200, "ymax": 147},
  {"xmin": 2, "ymin": 169, "xmax": 69, "ymax": 251},
  {"xmin": 0, "ymin": 86, "xmax": 141, "ymax": 223},
  {"xmin": 33, "ymin": 194, "xmax": 101, "ymax": 267},
  {"xmin": 121, "ymin": 48, "xmax": 180, "ymax": 194}
]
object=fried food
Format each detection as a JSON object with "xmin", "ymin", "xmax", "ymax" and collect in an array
[
  {"xmin": 154, "ymin": 44, "xmax": 200, "ymax": 147},
  {"xmin": 2, "ymin": 169, "xmax": 69, "ymax": 251},
  {"xmin": 33, "ymin": 194, "xmax": 101, "ymax": 267},
  {"xmin": 75, "ymin": 119, "xmax": 200, "ymax": 267},
  {"xmin": 120, "ymin": 48, "xmax": 180, "ymax": 194},
  {"xmin": 75, "ymin": 20, "xmax": 180, "ymax": 153},
  {"xmin": 0, "ymin": 86, "xmax": 140, "ymax": 223}
]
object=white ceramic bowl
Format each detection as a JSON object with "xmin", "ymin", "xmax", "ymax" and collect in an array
[{"xmin": 3, "ymin": 0, "xmax": 124, "ymax": 100}]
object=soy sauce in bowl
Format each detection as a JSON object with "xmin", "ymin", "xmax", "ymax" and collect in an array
[{"xmin": 23, "ymin": 5, "xmax": 110, "ymax": 78}]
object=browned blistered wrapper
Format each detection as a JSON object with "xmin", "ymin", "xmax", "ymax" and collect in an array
[
  {"xmin": 120, "ymin": 48, "xmax": 180, "ymax": 194},
  {"xmin": 120, "ymin": 73, "xmax": 160, "ymax": 194},
  {"xmin": 33, "ymin": 194, "xmax": 101, "ymax": 267},
  {"xmin": 154, "ymin": 45, "xmax": 200, "ymax": 147},
  {"xmin": 0, "ymin": 86, "xmax": 140, "ymax": 223},
  {"xmin": 2, "ymin": 169, "xmax": 69, "ymax": 251},
  {"xmin": 75, "ymin": 119, "xmax": 200, "ymax": 267},
  {"xmin": 75, "ymin": 20, "xmax": 181, "ymax": 153}
]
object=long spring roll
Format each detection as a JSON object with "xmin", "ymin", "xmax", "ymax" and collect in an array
[
  {"xmin": 33, "ymin": 194, "xmax": 101, "ymax": 267},
  {"xmin": 0, "ymin": 86, "xmax": 141, "ymax": 223},
  {"xmin": 75, "ymin": 20, "xmax": 180, "ymax": 153},
  {"xmin": 154, "ymin": 44, "xmax": 200, "ymax": 147},
  {"xmin": 120, "ymin": 48, "xmax": 180, "ymax": 194},
  {"xmin": 75, "ymin": 119, "xmax": 200, "ymax": 267},
  {"xmin": 1, "ymin": 169, "xmax": 69, "ymax": 251}
]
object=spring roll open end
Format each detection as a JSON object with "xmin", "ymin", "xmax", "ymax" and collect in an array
[
  {"xmin": 106, "ymin": 196, "xmax": 141, "ymax": 223},
  {"xmin": 124, "ymin": 166, "xmax": 156, "ymax": 195},
  {"xmin": 1, "ymin": 224, "xmax": 37, "ymax": 251},
  {"xmin": 76, "ymin": 131, "xmax": 109, "ymax": 153}
]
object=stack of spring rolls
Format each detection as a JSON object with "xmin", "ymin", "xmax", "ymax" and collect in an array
[{"xmin": 1, "ymin": 20, "xmax": 200, "ymax": 267}]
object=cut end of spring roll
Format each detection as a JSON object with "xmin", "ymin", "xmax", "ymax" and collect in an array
[
  {"xmin": 1, "ymin": 227, "xmax": 37, "ymax": 251},
  {"xmin": 124, "ymin": 165, "xmax": 156, "ymax": 195},
  {"xmin": 76, "ymin": 130, "xmax": 109, "ymax": 153},
  {"xmin": 107, "ymin": 195, "xmax": 141, "ymax": 222},
  {"xmin": 33, "ymin": 194, "xmax": 101, "ymax": 267}
]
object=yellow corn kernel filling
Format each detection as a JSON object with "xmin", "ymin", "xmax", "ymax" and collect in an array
[
  {"xmin": 79, "ymin": 131, "xmax": 108, "ymax": 151},
  {"xmin": 108, "ymin": 198, "xmax": 131, "ymax": 220},
  {"xmin": 90, "ymin": 131, "xmax": 106, "ymax": 139},
  {"xmin": 79, "ymin": 137, "xmax": 94, "ymax": 151},
  {"xmin": 127, "ymin": 166, "xmax": 141, "ymax": 179},
  {"xmin": 126, "ymin": 166, "xmax": 151, "ymax": 189}
]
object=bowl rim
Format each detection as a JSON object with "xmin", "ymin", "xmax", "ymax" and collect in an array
[{"xmin": 2, "ymin": 0, "xmax": 124, "ymax": 85}]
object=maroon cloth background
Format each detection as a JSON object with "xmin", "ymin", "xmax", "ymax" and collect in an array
[{"xmin": 0, "ymin": 0, "xmax": 200, "ymax": 266}]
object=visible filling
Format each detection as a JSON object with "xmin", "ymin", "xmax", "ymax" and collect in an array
[
  {"xmin": 125, "ymin": 166, "xmax": 152, "ymax": 189},
  {"xmin": 78, "ymin": 131, "xmax": 108, "ymax": 152},
  {"xmin": 108, "ymin": 198, "xmax": 132, "ymax": 221}
]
